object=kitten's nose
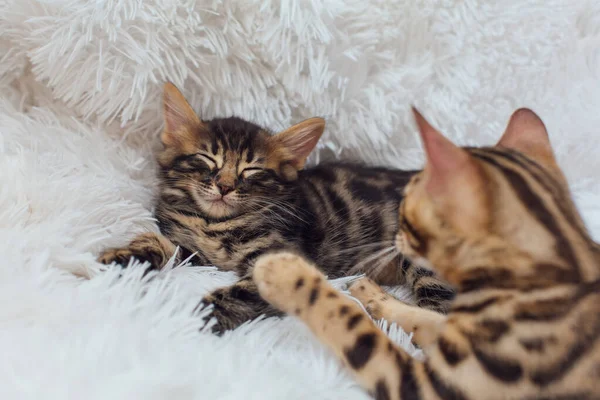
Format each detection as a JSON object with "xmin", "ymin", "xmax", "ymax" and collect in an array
[{"xmin": 217, "ymin": 183, "xmax": 234, "ymax": 195}]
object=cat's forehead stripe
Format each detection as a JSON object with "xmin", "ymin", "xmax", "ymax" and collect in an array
[
  {"xmin": 471, "ymin": 150, "xmax": 582, "ymax": 276},
  {"xmin": 245, "ymin": 147, "xmax": 254, "ymax": 164},
  {"xmin": 470, "ymin": 148, "xmax": 584, "ymax": 235},
  {"xmin": 470, "ymin": 148, "xmax": 557, "ymax": 189}
]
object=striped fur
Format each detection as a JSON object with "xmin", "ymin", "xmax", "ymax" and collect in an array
[
  {"xmin": 98, "ymin": 83, "xmax": 454, "ymax": 333},
  {"xmin": 253, "ymin": 108, "xmax": 600, "ymax": 399}
]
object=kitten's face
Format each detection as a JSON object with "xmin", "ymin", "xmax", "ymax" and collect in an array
[
  {"xmin": 158, "ymin": 83, "xmax": 325, "ymax": 219},
  {"xmin": 396, "ymin": 108, "xmax": 584, "ymax": 279},
  {"xmin": 161, "ymin": 118, "xmax": 275, "ymax": 218}
]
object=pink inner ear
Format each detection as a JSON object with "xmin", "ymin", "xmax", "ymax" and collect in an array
[
  {"xmin": 412, "ymin": 107, "xmax": 472, "ymax": 194},
  {"xmin": 277, "ymin": 118, "xmax": 325, "ymax": 168},
  {"xmin": 162, "ymin": 83, "xmax": 201, "ymax": 145},
  {"xmin": 496, "ymin": 108, "xmax": 554, "ymax": 163}
]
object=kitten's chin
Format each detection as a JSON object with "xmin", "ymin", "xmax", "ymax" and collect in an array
[{"xmin": 200, "ymin": 199, "xmax": 238, "ymax": 218}]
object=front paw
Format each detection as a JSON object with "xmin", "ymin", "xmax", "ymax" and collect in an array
[
  {"xmin": 253, "ymin": 251, "xmax": 326, "ymax": 314},
  {"xmin": 348, "ymin": 277, "xmax": 392, "ymax": 320},
  {"xmin": 198, "ymin": 293, "xmax": 229, "ymax": 335},
  {"xmin": 198, "ymin": 281, "xmax": 283, "ymax": 335},
  {"xmin": 99, "ymin": 247, "xmax": 140, "ymax": 266},
  {"xmin": 98, "ymin": 233, "xmax": 172, "ymax": 270},
  {"xmin": 98, "ymin": 247, "xmax": 160, "ymax": 270}
]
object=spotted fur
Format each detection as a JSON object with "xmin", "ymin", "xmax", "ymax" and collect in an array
[
  {"xmin": 98, "ymin": 83, "xmax": 454, "ymax": 333},
  {"xmin": 253, "ymin": 108, "xmax": 600, "ymax": 399}
]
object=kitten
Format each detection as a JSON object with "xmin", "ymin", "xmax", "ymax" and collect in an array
[
  {"xmin": 253, "ymin": 108, "xmax": 600, "ymax": 399},
  {"xmin": 99, "ymin": 83, "xmax": 455, "ymax": 333}
]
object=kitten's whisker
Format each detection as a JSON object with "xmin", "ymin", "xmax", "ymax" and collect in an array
[
  {"xmin": 250, "ymin": 198, "xmax": 308, "ymax": 224},
  {"xmin": 334, "ymin": 241, "xmax": 394, "ymax": 256},
  {"xmin": 369, "ymin": 249, "xmax": 401, "ymax": 280},
  {"xmin": 348, "ymin": 246, "xmax": 396, "ymax": 276}
]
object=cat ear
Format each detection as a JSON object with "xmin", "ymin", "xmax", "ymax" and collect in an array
[
  {"xmin": 496, "ymin": 108, "xmax": 557, "ymax": 168},
  {"xmin": 273, "ymin": 117, "xmax": 325, "ymax": 169},
  {"xmin": 162, "ymin": 82, "xmax": 202, "ymax": 148},
  {"xmin": 412, "ymin": 107, "xmax": 480, "ymax": 195},
  {"xmin": 412, "ymin": 107, "xmax": 488, "ymax": 230}
]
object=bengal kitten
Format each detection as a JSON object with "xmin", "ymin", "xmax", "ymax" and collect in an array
[
  {"xmin": 253, "ymin": 108, "xmax": 600, "ymax": 399},
  {"xmin": 98, "ymin": 83, "xmax": 455, "ymax": 333}
]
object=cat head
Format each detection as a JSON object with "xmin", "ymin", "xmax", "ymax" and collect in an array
[
  {"xmin": 397, "ymin": 107, "xmax": 590, "ymax": 285},
  {"xmin": 158, "ymin": 83, "xmax": 325, "ymax": 218}
]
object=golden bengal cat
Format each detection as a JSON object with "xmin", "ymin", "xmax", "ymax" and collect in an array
[{"xmin": 253, "ymin": 108, "xmax": 600, "ymax": 399}]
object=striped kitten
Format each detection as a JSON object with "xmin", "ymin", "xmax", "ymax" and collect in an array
[
  {"xmin": 98, "ymin": 83, "xmax": 454, "ymax": 333},
  {"xmin": 253, "ymin": 108, "xmax": 600, "ymax": 399}
]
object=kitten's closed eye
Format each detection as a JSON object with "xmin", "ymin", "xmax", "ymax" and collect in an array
[
  {"xmin": 198, "ymin": 154, "xmax": 217, "ymax": 169},
  {"xmin": 173, "ymin": 154, "xmax": 212, "ymax": 173},
  {"xmin": 241, "ymin": 168, "xmax": 263, "ymax": 178}
]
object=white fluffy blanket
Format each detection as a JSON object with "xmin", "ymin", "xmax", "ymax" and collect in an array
[{"xmin": 1, "ymin": 1, "xmax": 599, "ymax": 398}]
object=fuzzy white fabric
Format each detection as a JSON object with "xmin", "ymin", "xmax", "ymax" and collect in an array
[{"xmin": 1, "ymin": 0, "xmax": 600, "ymax": 398}]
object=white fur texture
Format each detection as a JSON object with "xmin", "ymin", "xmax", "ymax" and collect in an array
[{"xmin": 1, "ymin": 0, "xmax": 599, "ymax": 398}]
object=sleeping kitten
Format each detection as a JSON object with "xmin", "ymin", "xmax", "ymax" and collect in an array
[
  {"xmin": 253, "ymin": 108, "xmax": 600, "ymax": 399},
  {"xmin": 99, "ymin": 83, "xmax": 455, "ymax": 333}
]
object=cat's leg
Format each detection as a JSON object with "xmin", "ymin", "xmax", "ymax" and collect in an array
[
  {"xmin": 200, "ymin": 276, "xmax": 284, "ymax": 334},
  {"xmin": 253, "ymin": 251, "xmax": 445, "ymax": 399},
  {"xmin": 401, "ymin": 260, "xmax": 455, "ymax": 313},
  {"xmin": 98, "ymin": 232, "xmax": 178, "ymax": 271},
  {"xmin": 348, "ymin": 277, "xmax": 446, "ymax": 349}
]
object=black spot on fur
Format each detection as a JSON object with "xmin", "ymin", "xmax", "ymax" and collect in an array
[
  {"xmin": 344, "ymin": 333, "xmax": 377, "ymax": 370},
  {"xmin": 309, "ymin": 286, "xmax": 320, "ymax": 305},
  {"xmin": 424, "ymin": 363, "xmax": 468, "ymax": 400},
  {"xmin": 438, "ymin": 336, "xmax": 467, "ymax": 366},
  {"xmin": 451, "ymin": 296, "xmax": 505, "ymax": 314},
  {"xmin": 347, "ymin": 314, "xmax": 363, "ymax": 330},
  {"xmin": 339, "ymin": 305, "xmax": 350, "ymax": 316},
  {"xmin": 295, "ymin": 278, "xmax": 305, "ymax": 290},
  {"xmin": 477, "ymin": 319, "xmax": 510, "ymax": 343},
  {"xmin": 326, "ymin": 291, "xmax": 338, "ymax": 299},
  {"xmin": 520, "ymin": 338, "xmax": 547, "ymax": 353},
  {"xmin": 459, "ymin": 267, "xmax": 514, "ymax": 293},
  {"xmin": 399, "ymin": 361, "xmax": 421, "ymax": 400},
  {"xmin": 473, "ymin": 348, "xmax": 522, "ymax": 382},
  {"xmin": 374, "ymin": 379, "xmax": 391, "ymax": 400}
]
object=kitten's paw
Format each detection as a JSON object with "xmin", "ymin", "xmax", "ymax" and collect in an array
[
  {"xmin": 98, "ymin": 247, "xmax": 161, "ymax": 277},
  {"xmin": 348, "ymin": 277, "xmax": 391, "ymax": 320},
  {"xmin": 98, "ymin": 247, "xmax": 139, "ymax": 266},
  {"xmin": 253, "ymin": 251, "xmax": 325, "ymax": 313},
  {"xmin": 195, "ymin": 296, "xmax": 229, "ymax": 335},
  {"xmin": 98, "ymin": 233, "xmax": 172, "ymax": 271}
]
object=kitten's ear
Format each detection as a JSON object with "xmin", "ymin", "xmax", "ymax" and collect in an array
[
  {"xmin": 162, "ymin": 82, "xmax": 202, "ymax": 148},
  {"xmin": 273, "ymin": 117, "xmax": 325, "ymax": 169},
  {"xmin": 496, "ymin": 108, "xmax": 557, "ymax": 168}
]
